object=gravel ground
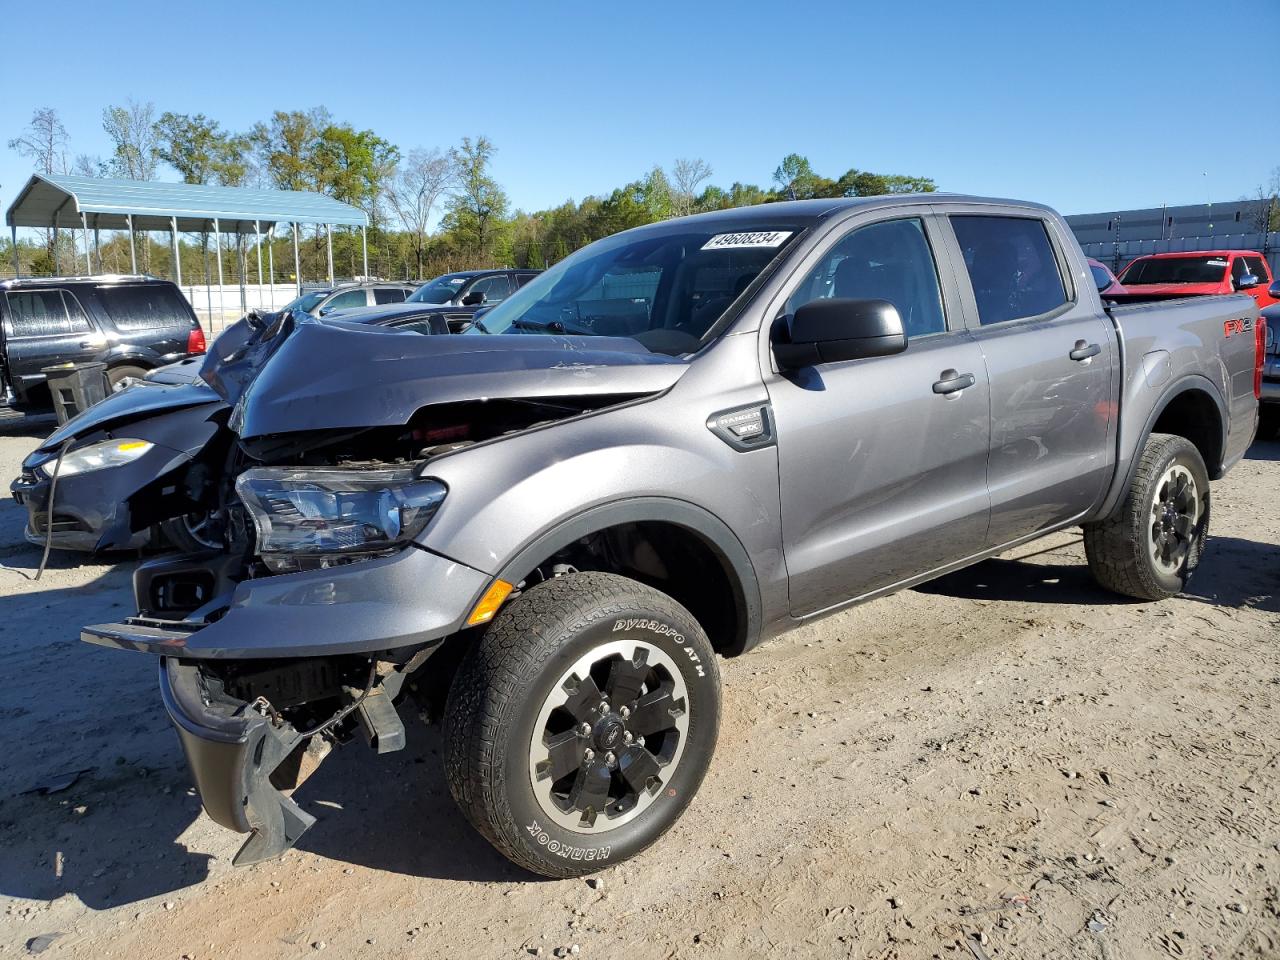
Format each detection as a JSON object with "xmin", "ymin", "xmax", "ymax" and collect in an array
[{"xmin": 0, "ymin": 414, "xmax": 1277, "ymax": 960}]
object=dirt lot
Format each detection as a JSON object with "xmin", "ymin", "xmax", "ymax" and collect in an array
[{"xmin": 0, "ymin": 415, "xmax": 1276, "ymax": 960}]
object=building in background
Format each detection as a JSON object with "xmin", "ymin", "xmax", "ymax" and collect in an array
[{"xmin": 1066, "ymin": 198, "xmax": 1278, "ymax": 276}]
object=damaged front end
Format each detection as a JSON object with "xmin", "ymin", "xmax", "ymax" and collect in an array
[{"xmin": 82, "ymin": 312, "xmax": 687, "ymax": 864}]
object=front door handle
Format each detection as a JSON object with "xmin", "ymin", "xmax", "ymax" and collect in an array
[
  {"xmin": 933, "ymin": 369, "xmax": 976, "ymax": 395},
  {"xmin": 78, "ymin": 341, "xmax": 95, "ymax": 348},
  {"xmin": 1069, "ymin": 340, "xmax": 1101, "ymax": 361}
]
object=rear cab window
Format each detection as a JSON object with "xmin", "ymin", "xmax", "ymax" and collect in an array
[
  {"xmin": 99, "ymin": 284, "xmax": 193, "ymax": 331},
  {"xmin": 374, "ymin": 288, "xmax": 407, "ymax": 305},
  {"xmin": 1119, "ymin": 255, "xmax": 1229, "ymax": 286},
  {"xmin": 949, "ymin": 215, "xmax": 1070, "ymax": 325}
]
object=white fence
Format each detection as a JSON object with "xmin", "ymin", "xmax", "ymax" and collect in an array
[{"xmin": 180, "ymin": 283, "xmax": 314, "ymax": 337}]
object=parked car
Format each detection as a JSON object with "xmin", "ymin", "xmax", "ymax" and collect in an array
[
  {"xmin": 79, "ymin": 195, "xmax": 1262, "ymax": 879},
  {"xmin": 276, "ymin": 281, "xmax": 419, "ymax": 318},
  {"xmin": 1087, "ymin": 257, "xmax": 1125, "ymax": 298},
  {"xmin": 0, "ymin": 275, "xmax": 206, "ymax": 407},
  {"xmin": 333, "ymin": 269, "xmax": 542, "ymax": 331},
  {"xmin": 11, "ymin": 304, "xmax": 452, "ymax": 552},
  {"xmin": 1112, "ymin": 250, "xmax": 1278, "ymax": 309}
]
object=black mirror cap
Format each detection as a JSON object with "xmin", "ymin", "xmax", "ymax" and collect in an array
[
  {"xmin": 774, "ymin": 298, "xmax": 907, "ymax": 369},
  {"xmin": 460, "ymin": 290, "xmax": 485, "ymax": 306}
]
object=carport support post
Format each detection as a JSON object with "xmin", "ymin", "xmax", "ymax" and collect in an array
[
  {"xmin": 267, "ymin": 227, "xmax": 276, "ymax": 309},
  {"xmin": 92, "ymin": 221, "xmax": 101, "ymax": 273},
  {"xmin": 170, "ymin": 216, "xmax": 181, "ymax": 285},
  {"xmin": 292, "ymin": 222, "xmax": 301, "ymax": 297},
  {"xmin": 127, "ymin": 214, "xmax": 137, "ymax": 273},
  {"xmin": 80, "ymin": 212, "xmax": 91, "ymax": 273},
  {"xmin": 326, "ymin": 223, "xmax": 334, "ymax": 285},
  {"xmin": 254, "ymin": 221, "xmax": 263, "ymax": 311},
  {"xmin": 10, "ymin": 225, "xmax": 18, "ymax": 278},
  {"xmin": 361, "ymin": 225, "xmax": 368, "ymax": 279},
  {"xmin": 213, "ymin": 218, "xmax": 224, "ymax": 331}
]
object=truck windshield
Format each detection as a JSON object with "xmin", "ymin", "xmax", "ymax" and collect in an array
[
  {"xmin": 467, "ymin": 225, "xmax": 800, "ymax": 354},
  {"xmin": 1119, "ymin": 256, "xmax": 1229, "ymax": 285},
  {"xmin": 407, "ymin": 274, "xmax": 470, "ymax": 304}
]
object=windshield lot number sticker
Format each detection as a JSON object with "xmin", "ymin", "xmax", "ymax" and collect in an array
[{"xmin": 701, "ymin": 231, "xmax": 792, "ymax": 251}]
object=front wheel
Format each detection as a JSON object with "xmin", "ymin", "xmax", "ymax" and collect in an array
[
  {"xmin": 443, "ymin": 572, "xmax": 721, "ymax": 877},
  {"xmin": 1084, "ymin": 433, "xmax": 1210, "ymax": 600}
]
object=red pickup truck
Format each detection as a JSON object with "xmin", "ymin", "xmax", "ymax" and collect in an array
[{"xmin": 1113, "ymin": 250, "xmax": 1278, "ymax": 309}]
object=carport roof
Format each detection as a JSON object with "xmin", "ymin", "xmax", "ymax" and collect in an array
[{"xmin": 5, "ymin": 173, "xmax": 368, "ymax": 233}]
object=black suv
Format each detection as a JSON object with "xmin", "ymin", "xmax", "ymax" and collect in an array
[{"xmin": 0, "ymin": 275, "xmax": 206, "ymax": 407}]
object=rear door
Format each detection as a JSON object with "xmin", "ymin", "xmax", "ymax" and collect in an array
[
  {"xmin": 2, "ymin": 288, "xmax": 104, "ymax": 394},
  {"xmin": 768, "ymin": 212, "xmax": 993, "ymax": 615},
  {"xmin": 940, "ymin": 208, "xmax": 1114, "ymax": 545}
]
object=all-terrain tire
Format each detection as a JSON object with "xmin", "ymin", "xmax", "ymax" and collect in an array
[
  {"xmin": 1083, "ymin": 432, "xmax": 1210, "ymax": 600},
  {"xmin": 443, "ymin": 572, "xmax": 721, "ymax": 878}
]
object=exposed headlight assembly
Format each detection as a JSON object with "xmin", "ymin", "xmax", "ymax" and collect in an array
[
  {"xmin": 235, "ymin": 467, "xmax": 446, "ymax": 572},
  {"xmin": 32, "ymin": 439, "xmax": 155, "ymax": 478}
]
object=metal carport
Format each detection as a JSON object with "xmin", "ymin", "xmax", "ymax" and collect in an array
[{"xmin": 5, "ymin": 173, "xmax": 369, "ymax": 306}]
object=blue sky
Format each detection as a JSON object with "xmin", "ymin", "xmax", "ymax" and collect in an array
[{"xmin": 2, "ymin": 0, "xmax": 1277, "ymax": 228}]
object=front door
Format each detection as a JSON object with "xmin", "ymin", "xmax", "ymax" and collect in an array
[
  {"xmin": 767, "ymin": 214, "xmax": 993, "ymax": 617},
  {"xmin": 944, "ymin": 212, "xmax": 1114, "ymax": 545}
]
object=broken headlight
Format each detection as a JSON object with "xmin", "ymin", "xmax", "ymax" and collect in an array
[{"xmin": 235, "ymin": 467, "xmax": 446, "ymax": 572}]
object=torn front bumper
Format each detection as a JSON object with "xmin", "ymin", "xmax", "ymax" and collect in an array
[
  {"xmin": 159, "ymin": 657, "xmax": 314, "ymax": 865},
  {"xmin": 82, "ymin": 544, "xmax": 491, "ymax": 659}
]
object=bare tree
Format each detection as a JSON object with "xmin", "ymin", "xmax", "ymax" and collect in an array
[
  {"xmin": 8, "ymin": 107, "xmax": 69, "ymax": 176},
  {"xmin": 671, "ymin": 157, "xmax": 713, "ymax": 217},
  {"xmin": 102, "ymin": 99, "xmax": 158, "ymax": 180},
  {"xmin": 8, "ymin": 108, "xmax": 70, "ymax": 262},
  {"xmin": 387, "ymin": 148, "xmax": 456, "ymax": 278}
]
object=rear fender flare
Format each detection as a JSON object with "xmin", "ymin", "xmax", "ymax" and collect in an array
[{"xmin": 1097, "ymin": 373, "xmax": 1227, "ymax": 520}]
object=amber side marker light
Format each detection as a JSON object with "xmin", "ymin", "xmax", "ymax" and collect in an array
[{"xmin": 467, "ymin": 579, "xmax": 515, "ymax": 626}]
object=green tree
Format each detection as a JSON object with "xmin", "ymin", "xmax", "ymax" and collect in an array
[
  {"xmin": 103, "ymin": 99, "xmax": 158, "ymax": 180},
  {"xmin": 443, "ymin": 136, "xmax": 509, "ymax": 258},
  {"xmin": 250, "ymin": 108, "xmax": 331, "ymax": 191},
  {"xmin": 154, "ymin": 112, "xmax": 249, "ymax": 186}
]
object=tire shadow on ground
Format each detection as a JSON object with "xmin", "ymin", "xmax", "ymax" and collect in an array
[{"xmin": 290, "ymin": 719, "xmax": 542, "ymax": 884}]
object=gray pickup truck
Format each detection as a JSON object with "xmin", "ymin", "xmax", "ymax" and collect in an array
[{"xmin": 79, "ymin": 195, "xmax": 1264, "ymax": 878}]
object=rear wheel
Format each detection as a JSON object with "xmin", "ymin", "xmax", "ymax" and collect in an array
[
  {"xmin": 107, "ymin": 364, "xmax": 147, "ymax": 391},
  {"xmin": 443, "ymin": 572, "xmax": 720, "ymax": 877},
  {"xmin": 1084, "ymin": 433, "xmax": 1209, "ymax": 600}
]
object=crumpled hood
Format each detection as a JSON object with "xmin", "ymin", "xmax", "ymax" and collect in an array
[
  {"xmin": 226, "ymin": 317, "xmax": 687, "ymax": 440},
  {"xmin": 38, "ymin": 380, "xmax": 222, "ymax": 451}
]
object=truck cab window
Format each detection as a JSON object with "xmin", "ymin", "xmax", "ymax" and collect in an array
[
  {"xmin": 951, "ymin": 215, "xmax": 1069, "ymax": 325},
  {"xmin": 785, "ymin": 217, "xmax": 946, "ymax": 339}
]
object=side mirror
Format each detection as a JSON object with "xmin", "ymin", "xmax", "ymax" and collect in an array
[
  {"xmin": 1094, "ymin": 272, "xmax": 1113, "ymax": 293},
  {"xmin": 1269, "ymin": 280, "xmax": 1280, "ymax": 300},
  {"xmin": 1236, "ymin": 273, "xmax": 1260, "ymax": 291},
  {"xmin": 774, "ymin": 298, "xmax": 906, "ymax": 370},
  {"xmin": 460, "ymin": 290, "xmax": 485, "ymax": 306}
]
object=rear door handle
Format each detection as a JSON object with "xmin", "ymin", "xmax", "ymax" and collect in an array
[
  {"xmin": 933, "ymin": 369, "xmax": 976, "ymax": 395},
  {"xmin": 1069, "ymin": 340, "xmax": 1101, "ymax": 361}
]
